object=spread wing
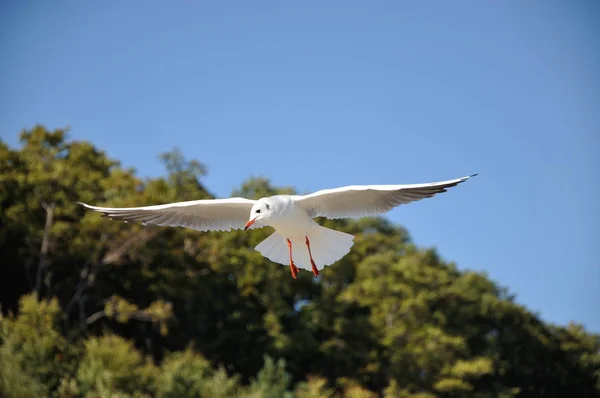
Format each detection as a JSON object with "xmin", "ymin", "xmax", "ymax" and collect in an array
[
  {"xmin": 78, "ymin": 197, "xmax": 262, "ymax": 232},
  {"xmin": 294, "ymin": 174, "xmax": 476, "ymax": 219}
]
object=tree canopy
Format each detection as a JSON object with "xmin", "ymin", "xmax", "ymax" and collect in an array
[{"xmin": 1, "ymin": 125, "xmax": 599, "ymax": 397}]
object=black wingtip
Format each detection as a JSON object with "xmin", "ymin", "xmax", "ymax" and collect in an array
[{"xmin": 469, "ymin": 173, "xmax": 479, "ymax": 178}]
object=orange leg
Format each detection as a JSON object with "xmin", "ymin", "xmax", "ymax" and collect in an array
[
  {"xmin": 305, "ymin": 237, "xmax": 319, "ymax": 278},
  {"xmin": 286, "ymin": 239, "xmax": 299, "ymax": 279}
]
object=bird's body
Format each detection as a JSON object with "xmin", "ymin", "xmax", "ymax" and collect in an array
[
  {"xmin": 249, "ymin": 196, "xmax": 355, "ymax": 277},
  {"xmin": 257, "ymin": 195, "xmax": 311, "ymax": 236},
  {"xmin": 79, "ymin": 174, "xmax": 476, "ymax": 278}
]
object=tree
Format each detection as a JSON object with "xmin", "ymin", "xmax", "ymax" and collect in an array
[
  {"xmin": 1, "ymin": 125, "xmax": 599, "ymax": 397},
  {"xmin": 0, "ymin": 294, "xmax": 72, "ymax": 396}
]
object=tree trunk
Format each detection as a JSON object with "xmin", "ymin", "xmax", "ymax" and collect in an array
[{"xmin": 35, "ymin": 202, "xmax": 55, "ymax": 295}]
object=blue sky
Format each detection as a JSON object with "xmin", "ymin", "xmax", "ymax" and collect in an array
[{"xmin": 1, "ymin": 1, "xmax": 598, "ymax": 332}]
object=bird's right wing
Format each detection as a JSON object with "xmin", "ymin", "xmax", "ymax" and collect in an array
[
  {"xmin": 78, "ymin": 197, "xmax": 262, "ymax": 232},
  {"xmin": 294, "ymin": 175, "xmax": 476, "ymax": 219}
]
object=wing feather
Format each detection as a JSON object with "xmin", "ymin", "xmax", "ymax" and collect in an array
[
  {"xmin": 294, "ymin": 174, "xmax": 476, "ymax": 219},
  {"xmin": 78, "ymin": 197, "xmax": 260, "ymax": 232}
]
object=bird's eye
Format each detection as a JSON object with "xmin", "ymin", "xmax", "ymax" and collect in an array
[{"xmin": 256, "ymin": 209, "xmax": 261, "ymax": 214}]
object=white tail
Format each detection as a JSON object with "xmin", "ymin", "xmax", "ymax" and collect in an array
[{"xmin": 255, "ymin": 225, "xmax": 354, "ymax": 271}]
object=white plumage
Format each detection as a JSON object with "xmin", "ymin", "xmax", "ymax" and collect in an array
[{"xmin": 79, "ymin": 174, "xmax": 476, "ymax": 278}]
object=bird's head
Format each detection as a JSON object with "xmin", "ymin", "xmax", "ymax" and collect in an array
[{"xmin": 244, "ymin": 199, "xmax": 273, "ymax": 231}]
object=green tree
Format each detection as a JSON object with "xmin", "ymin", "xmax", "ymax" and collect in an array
[
  {"xmin": 244, "ymin": 355, "xmax": 293, "ymax": 398},
  {"xmin": 0, "ymin": 294, "xmax": 73, "ymax": 396},
  {"xmin": 294, "ymin": 376, "xmax": 336, "ymax": 398},
  {"xmin": 73, "ymin": 334, "xmax": 155, "ymax": 397},
  {"xmin": 155, "ymin": 347, "xmax": 243, "ymax": 398},
  {"xmin": 1, "ymin": 125, "xmax": 599, "ymax": 397}
]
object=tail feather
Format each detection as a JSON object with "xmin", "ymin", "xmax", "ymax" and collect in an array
[
  {"xmin": 255, "ymin": 226, "xmax": 354, "ymax": 271},
  {"xmin": 254, "ymin": 232, "xmax": 289, "ymax": 266}
]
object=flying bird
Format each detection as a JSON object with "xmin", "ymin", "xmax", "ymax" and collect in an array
[{"xmin": 79, "ymin": 174, "xmax": 476, "ymax": 279}]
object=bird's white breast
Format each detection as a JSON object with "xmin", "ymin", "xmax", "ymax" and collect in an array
[{"xmin": 268, "ymin": 196, "xmax": 317, "ymax": 238}]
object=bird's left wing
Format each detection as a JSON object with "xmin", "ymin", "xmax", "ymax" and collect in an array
[
  {"xmin": 78, "ymin": 197, "xmax": 262, "ymax": 232},
  {"xmin": 294, "ymin": 174, "xmax": 476, "ymax": 219}
]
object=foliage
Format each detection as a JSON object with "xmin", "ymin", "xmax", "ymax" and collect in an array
[
  {"xmin": 244, "ymin": 356, "xmax": 293, "ymax": 398},
  {"xmin": 156, "ymin": 348, "xmax": 241, "ymax": 398},
  {"xmin": 0, "ymin": 294, "xmax": 72, "ymax": 396},
  {"xmin": 1, "ymin": 125, "xmax": 599, "ymax": 397}
]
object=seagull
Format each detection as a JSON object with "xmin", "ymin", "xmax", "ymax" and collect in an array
[{"xmin": 78, "ymin": 174, "xmax": 476, "ymax": 279}]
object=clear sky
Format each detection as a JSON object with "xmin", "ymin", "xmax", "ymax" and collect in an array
[{"xmin": 1, "ymin": 1, "xmax": 598, "ymax": 332}]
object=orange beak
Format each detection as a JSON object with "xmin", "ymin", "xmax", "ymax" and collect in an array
[{"xmin": 244, "ymin": 217, "xmax": 258, "ymax": 231}]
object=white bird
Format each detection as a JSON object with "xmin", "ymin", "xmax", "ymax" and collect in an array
[{"xmin": 78, "ymin": 174, "xmax": 476, "ymax": 279}]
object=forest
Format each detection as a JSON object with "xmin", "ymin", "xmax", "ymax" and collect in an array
[{"xmin": 1, "ymin": 125, "xmax": 599, "ymax": 398}]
